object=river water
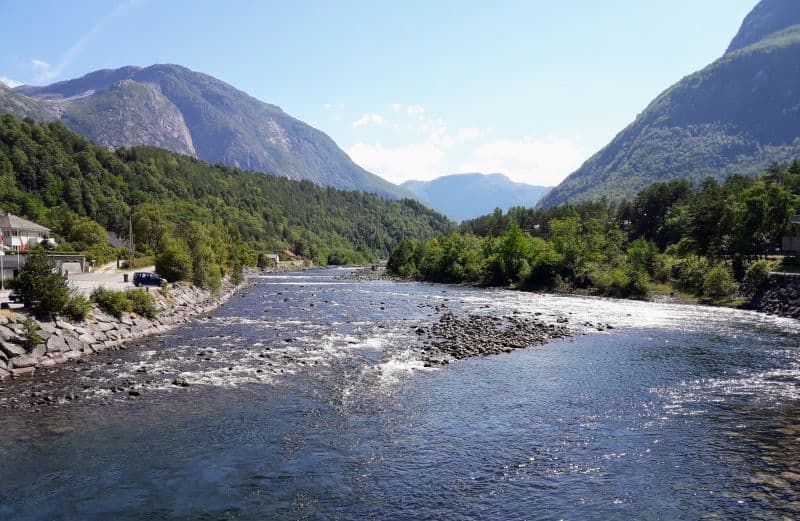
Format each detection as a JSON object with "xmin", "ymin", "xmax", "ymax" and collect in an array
[{"xmin": 0, "ymin": 269, "xmax": 799, "ymax": 520}]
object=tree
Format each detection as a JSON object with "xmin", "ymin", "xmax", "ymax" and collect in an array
[
  {"xmin": 155, "ymin": 237, "xmax": 193, "ymax": 282},
  {"xmin": 13, "ymin": 250, "xmax": 70, "ymax": 318}
]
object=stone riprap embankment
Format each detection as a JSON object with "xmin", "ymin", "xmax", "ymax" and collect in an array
[
  {"xmin": 0, "ymin": 281, "xmax": 239, "ymax": 380},
  {"xmin": 749, "ymin": 272, "xmax": 800, "ymax": 320},
  {"xmin": 415, "ymin": 312, "xmax": 574, "ymax": 364}
]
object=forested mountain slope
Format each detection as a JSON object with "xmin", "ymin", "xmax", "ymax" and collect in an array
[
  {"xmin": 0, "ymin": 114, "xmax": 453, "ymax": 264},
  {"xmin": 542, "ymin": 0, "xmax": 800, "ymax": 206}
]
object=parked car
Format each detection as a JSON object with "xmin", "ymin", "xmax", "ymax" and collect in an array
[
  {"xmin": 8, "ymin": 289, "xmax": 22, "ymax": 303},
  {"xmin": 133, "ymin": 272, "xmax": 166, "ymax": 287}
]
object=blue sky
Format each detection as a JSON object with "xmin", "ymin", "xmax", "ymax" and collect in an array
[{"xmin": 1, "ymin": 0, "xmax": 756, "ymax": 186}]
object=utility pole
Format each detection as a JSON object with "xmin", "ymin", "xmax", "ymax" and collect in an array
[{"xmin": 129, "ymin": 213, "xmax": 134, "ymax": 269}]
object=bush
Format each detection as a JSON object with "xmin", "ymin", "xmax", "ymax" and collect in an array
[
  {"xmin": 590, "ymin": 266, "xmax": 650, "ymax": 299},
  {"xmin": 63, "ymin": 293, "xmax": 92, "ymax": 321},
  {"xmin": 91, "ymin": 287, "xmax": 132, "ymax": 318},
  {"xmin": 155, "ymin": 238, "xmax": 193, "ymax": 282},
  {"xmin": 13, "ymin": 250, "xmax": 70, "ymax": 318},
  {"xmin": 125, "ymin": 289, "xmax": 159, "ymax": 318},
  {"xmin": 19, "ymin": 318, "xmax": 42, "ymax": 352},
  {"xmin": 703, "ymin": 263, "xmax": 738, "ymax": 301},
  {"xmin": 742, "ymin": 260, "xmax": 772, "ymax": 296},
  {"xmin": 229, "ymin": 263, "xmax": 244, "ymax": 286},
  {"xmin": 673, "ymin": 255, "xmax": 710, "ymax": 295}
]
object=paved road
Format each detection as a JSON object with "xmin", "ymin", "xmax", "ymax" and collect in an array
[{"xmin": 68, "ymin": 265, "xmax": 155, "ymax": 296}]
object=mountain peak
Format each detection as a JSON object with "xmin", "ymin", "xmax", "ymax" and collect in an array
[
  {"xmin": 726, "ymin": 0, "xmax": 800, "ymax": 53},
  {"xmin": 401, "ymin": 173, "xmax": 551, "ymax": 222},
  {"xmin": 2, "ymin": 64, "xmax": 412, "ymax": 199}
]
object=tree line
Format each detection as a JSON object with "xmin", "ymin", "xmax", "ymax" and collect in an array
[
  {"xmin": 0, "ymin": 114, "xmax": 454, "ymax": 289},
  {"xmin": 388, "ymin": 162, "xmax": 800, "ymax": 302}
]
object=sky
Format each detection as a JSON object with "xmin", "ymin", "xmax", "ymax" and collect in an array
[{"xmin": 0, "ymin": 0, "xmax": 757, "ymax": 187}]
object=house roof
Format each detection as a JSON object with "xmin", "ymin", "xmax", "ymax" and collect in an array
[{"xmin": 0, "ymin": 210, "xmax": 51, "ymax": 233}]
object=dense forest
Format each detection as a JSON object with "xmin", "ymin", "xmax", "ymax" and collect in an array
[
  {"xmin": 0, "ymin": 114, "xmax": 453, "ymax": 286},
  {"xmin": 389, "ymin": 163, "xmax": 800, "ymax": 302}
]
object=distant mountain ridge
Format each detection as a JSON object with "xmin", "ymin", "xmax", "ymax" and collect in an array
[
  {"xmin": 541, "ymin": 0, "xmax": 800, "ymax": 207},
  {"xmin": 1, "ymin": 64, "xmax": 411, "ymax": 199},
  {"xmin": 401, "ymin": 173, "xmax": 551, "ymax": 222}
]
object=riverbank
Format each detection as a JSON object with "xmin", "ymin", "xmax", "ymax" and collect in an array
[{"xmin": 0, "ymin": 278, "xmax": 244, "ymax": 381}]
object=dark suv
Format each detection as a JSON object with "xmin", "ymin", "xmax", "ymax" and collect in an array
[{"xmin": 133, "ymin": 272, "xmax": 166, "ymax": 287}]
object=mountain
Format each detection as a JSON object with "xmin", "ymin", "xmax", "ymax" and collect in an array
[
  {"xmin": 401, "ymin": 173, "xmax": 551, "ymax": 222},
  {"xmin": 0, "ymin": 113, "xmax": 454, "ymax": 264},
  {"xmin": 1, "ymin": 64, "xmax": 411, "ymax": 199},
  {"xmin": 541, "ymin": 0, "xmax": 800, "ymax": 207}
]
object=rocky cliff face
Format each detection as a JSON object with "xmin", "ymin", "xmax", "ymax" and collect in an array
[
  {"xmin": 4, "ymin": 64, "xmax": 411, "ymax": 199},
  {"xmin": 542, "ymin": 0, "xmax": 800, "ymax": 207},
  {"xmin": 61, "ymin": 79, "xmax": 195, "ymax": 156}
]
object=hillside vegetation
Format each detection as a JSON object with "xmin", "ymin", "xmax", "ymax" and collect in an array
[
  {"xmin": 542, "ymin": 0, "xmax": 800, "ymax": 206},
  {"xmin": 390, "ymin": 162, "xmax": 800, "ymax": 303},
  {"xmin": 2, "ymin": 64, "xmax": 412, "ymax": 199},
  {"xmin": 0, "ymin": 114, "xmax": 453, "ymax": 275}
]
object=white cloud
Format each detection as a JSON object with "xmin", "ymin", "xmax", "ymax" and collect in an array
[
  {"xmin": 458, "ymin": 136, "xmax": 587, "ymax": 186},
  {"xmin": 347, "ymin": 140, "xmax": 445, "ymax": 184},
  {"xmin": 352, "ymin": 112, "xmax": 385, "ymax": 128},
  {"xmin": 455, "ymin": 127, "xmax": 482, "ymax": 141},
  {"xmin": 0, "ymin": 76, "xmax": 23, "ymax": 88}
]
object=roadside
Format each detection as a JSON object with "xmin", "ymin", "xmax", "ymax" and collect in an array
[{"xmin": 67, "ymin": 264, "xmax": 156, "ymax": 296}]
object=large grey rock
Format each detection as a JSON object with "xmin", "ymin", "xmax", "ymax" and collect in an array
[
  {"xmin": 39, "ymin": 322, "xmax": 57, "ymax": 334},
  {"xmin": 0, "ymin": 325, "xmax": 16, "ymax": 341},
  {"xmin": 1, "ymin": 341, "xmax": 26, "ymax": 358},
  {"xmin": 30, "ymin": 345, "xmax": 46, "ymax": 358},
  {"xmin": 11, "ymin": 366, "xmax": 35, "ymax": 376},
  {"xmin": 0, "ymin": 367, "xmax": 9, "ymax": 379},
  {"xmin": 78, "ymin": 333, "xmax": 97, "ymax": 344},
  {"xmin": 47, "ymin": 335, "xmax": 69, "ymax": 353},
  {"xmin": 56, "ymin": 320, "xmax": 76, "ymax": 331},
  {"xmin": 10, "ymin": 355, "xmax": 37, "ymax": 368},
  {"xmin": 0, "ymin": 358, "xmax": 6, "ymax": 370}
]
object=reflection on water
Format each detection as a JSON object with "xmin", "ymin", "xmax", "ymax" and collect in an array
[{"xmin": 0, "ymin": 268, "xmax": 798, "ymax": 520}]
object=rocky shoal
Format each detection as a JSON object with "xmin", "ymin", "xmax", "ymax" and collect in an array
[{"xmin": 415, "ymin": 312, "xmax": 574, "ymax": 364}]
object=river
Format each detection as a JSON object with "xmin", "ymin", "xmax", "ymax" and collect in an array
[{"xmin": 0, "ymin": 268, "xmax": 798, "ymax": 520}]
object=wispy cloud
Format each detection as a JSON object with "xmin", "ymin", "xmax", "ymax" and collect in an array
[
  {"xmin": 352, "ymin": 112, "xmax": 385, "ymax": 128},
  {"xmin": 348, "ymin": 102, "xmax": 588, "ymax": 185},
  {"xmin": 30, "ymin": 0, "xmax": 144, "ymax": 83},
  {"xmin": 0, "ymin": 76, "xmax": 23, "ymax": 88}
]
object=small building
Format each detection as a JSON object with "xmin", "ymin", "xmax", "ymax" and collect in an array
[
  {"xmin": 0, "ymin": 208, "xmax": 56, "ymax": 252},
  {"xmin": 0, "ymin": 253, "xmax": 86, "ymax": 281},
  {"xmin": 783, "ymin": 215, "xmax": 800, "ymax": 254},
  {"xmin": 263, "ymin": 253, "xmax": 280, "ymax": 266}
]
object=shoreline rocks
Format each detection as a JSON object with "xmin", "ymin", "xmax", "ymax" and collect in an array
[
  {"xmin": 0, "ymin": 279, "xmax": 242, "ymax": 382},
  {"xmin": 749, "ymin": 272, "xmax": 800, "ymax": 320}
]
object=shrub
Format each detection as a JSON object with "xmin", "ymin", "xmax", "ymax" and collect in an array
[
  {"xmin": 13, "ymin": 250, "xmax": 70, "ymax": 318},
  {"xmin": 125, "ymin": 289, "xmax": 159, "ymax": 318},
  {"xmin": 63, "ymin": 293, "xmax": 92, "ymax": 321},
  {"xmin": 703, "ymin": 263, "xmax": 738, "ymax": 301},
  {"xmin": 627, "ymin": 239, "xmax": 659, "ymax": 275},
  {"xmin": 20, "ymin": 317, "xmax": 42, "ymax": 352},
  {"xmin": 742, "ymin": 259, "xmax": 772, "ymax": 296},
  {"xmin": 590, "ymin": 266, "xmax": 650, "ymax": 299},
  {"xmin": 229, "ymin": 263, "xmax": 244, "ymax": 286},
  {"xmin": 673, "ymin": 255, "xmax": 710, "ymax": 295},
  {"xmin": 155, "ymin": 238, "xmax": 193, "ymax": 282},
  {"xmin": 91, "ymin": 287, "xmax": 132, "ymax": 318}
]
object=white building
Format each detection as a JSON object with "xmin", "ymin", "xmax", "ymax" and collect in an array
[{"xmin": 0, "ymin": 208, "xmax": 54, "ymax": 253}]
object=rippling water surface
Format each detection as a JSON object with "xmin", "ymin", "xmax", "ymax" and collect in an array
[{"xmin": 1, "ymin": 268, "xmax": 799, "ymax": 520}]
